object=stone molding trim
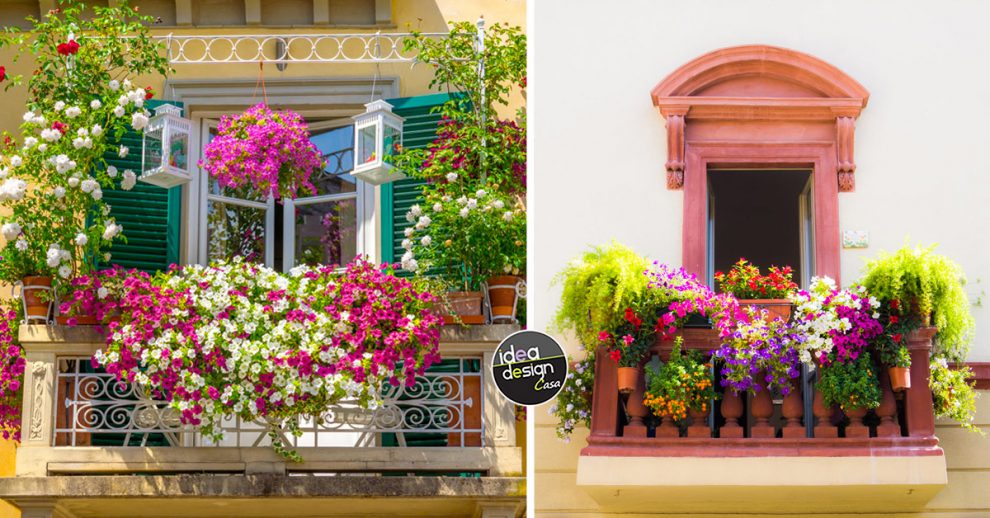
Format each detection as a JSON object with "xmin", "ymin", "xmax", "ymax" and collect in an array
[{"xmin": 651, "ymin": 45, "xmax": 869, "ymax": 191}]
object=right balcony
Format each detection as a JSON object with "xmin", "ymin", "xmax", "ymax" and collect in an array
[{"xmin": 577, "ymin": 326, "xmax": 948, "ymax": 514}]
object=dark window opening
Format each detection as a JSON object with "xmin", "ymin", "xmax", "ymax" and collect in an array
[{"xmin": 707, "ymin": 169, "xmax": 814, "ymax": 287}]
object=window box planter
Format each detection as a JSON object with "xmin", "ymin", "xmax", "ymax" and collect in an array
[{"xmin": 738, "ymin": 298, "xmax": 792, "ymax": 322}]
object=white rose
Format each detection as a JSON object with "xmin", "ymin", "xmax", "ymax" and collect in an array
[
  {"xmin": 118, "ymin": 146, "xmax": 129, "ymax": 158},
  {"xmin": 118, "ymin": 95, "xmax": 129, "ymax": 106},
  {"xmin": 415, "ymin": 215, "xmax": 431, "ymax": 229},
  {"xmin": 476, "ymin": 189, "xmax": 486, "ymax": 198},
  {"xmin": 23, "ymin": 137, "xmax": 38, "ymax": 149},
  {"xmin": 53, "ymin": 186, "xmax": 66, "ymax": 198},
  {"xmin": 446, "ymin": 173, "xmax": 457, "ymax": 182},
  {"xmin": 90, "ymin": 99, "xmax": 102, "ymax": 110},
  {"xmin": 492, "ymin": 199, "xmax": 505, "ymax": 209},
  {"xmin": 1, "ymin": 222, "xmax": 22, "ymax": 241},
  {"xmin": 107, "ymin": 166, "xmax": 118, "ymax": 178},
  {"xmin": 54, "ymin": 101, "xmax": 65, "ymax": 112},
  {"xmin": 74, "ymin": 233, "xmax": 88, "ymax": 246},
  {"xmin": 403, "ymin": 227, "xmax": 414, "ymax": 237},
  {"xmin": 91, "ymin": 124, "xmax": 103, "ymax": 136},
  {"xmin": 14, "ymin": 238, "xmax": 27, "ymax": 251},
  {"xmin": 420, "ymin": 235, "xmax": 432, "ymax": 246},
  {"xmin": 401, "ymin": 238, "xmax": 413, "ymax": 250},
  {"xmin": 64, "ymin": 106, "xmax": 82, "ymax": 118},
  {"xmin": 0, "ymin": 178, "xmax": 27, "ymax": 201},
  {"xmin": 432, "ymin": 203, "xmax": 443, "ymax": 212},
  {"xmin": 121, "ymin": 170, "xmax": 137, "ymax": 190},
  {"xmin": 113, "ymin": 106, "xmax": 125, "ymax": 117},
  {"xmin": 58, "ymin": 265, "xmax": 72, "ymax": 279},
  {"xmin": 22, "ymin": 111, "xmax": 35, "ymax": 123},
  {"xmin": 131, "ymin": 112, "xmax": 149, "ymax": 131},
  {"xmin": 9, "ymin": 156, "xmax": 21, "ymax": 167},
  {"xmin": 102, "ymin": 223, "xmax": 122, "ymax": 241},
  {"xmin": 46, "ymin": 246, "xmax": 61, "ymax": 268},
  {"xmin": 41, "ymin": 129, "xmax": 61, "ymax": 142},
  {"xmin": 503, "ymin": 211, "xmax": 513, "ymax": 221},
  {"xmin": 91, "ymin": 189, "xmax": 102, "ymax": 201},
  {"xmin": 409, "ymin": 204, "xmax": 422, "ymax": 217},
  {"xmin": 459, "ymin": 207, "xmax": 469, "ymax": 218},
  {"xmin": 68, "ymin": 177, "xmax": 80, "ymax": 188},
  {"xmin": 109, "ymin": 80, "xmax": 120, "ymax": 91},
  {"xmin": 467, "ymin": 198, "xmax": 478, "ymax": 209}
]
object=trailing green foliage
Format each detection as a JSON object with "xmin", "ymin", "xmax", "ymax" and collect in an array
[
  {"xmin": 816, "ymin": 352, "xmax": 882, "ymax": 410},
  {"xmin": 860, "ymin": 244, "xmax": 975, "ymax": 362},
  {"xmin": 552, "ymin": 242, "xmax": 650, "ymax": 345},
  {"xmin": 930, "ymin": 358, "xmax": 982, "ymax": 434}
]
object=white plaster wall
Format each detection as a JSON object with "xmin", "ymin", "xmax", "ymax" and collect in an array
[{"xmin": 529, "ymin": 0, "xmax": 990, "ymax": 360}]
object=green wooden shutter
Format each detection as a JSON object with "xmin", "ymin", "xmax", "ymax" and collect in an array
[
  {"xmin": 380, "ymin": 93, "xmax": 453, "ymax": 264},
  {"xmin": 100, "ymin": 100, "xmax": 183, "ymax": 273}
]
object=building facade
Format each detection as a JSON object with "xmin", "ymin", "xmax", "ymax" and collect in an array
[
  {"xmin": 530, "ymin": 1, "xmax": 989, "ymax": 516},
  {"xmin": 0, "ymin": 1, "xmax": 526, "ymax": 517}
]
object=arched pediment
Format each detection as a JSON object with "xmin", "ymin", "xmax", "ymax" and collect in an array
[{"xmin": 652, "ymin": 45, "xmax": 868, "ymax": 192}]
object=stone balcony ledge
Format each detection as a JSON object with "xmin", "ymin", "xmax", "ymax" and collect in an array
[{"xmin": 0, "ymin": 474, "xmax": 525, "ymax": 518}]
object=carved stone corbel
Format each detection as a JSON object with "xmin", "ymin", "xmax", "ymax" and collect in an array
[
  {"xmin": 664, "ymin": 113, "xmax": 686, "ymax": 190},
  {"xmin": 836, "ymin": 116, "xmax": 857, "ymax": 192}
]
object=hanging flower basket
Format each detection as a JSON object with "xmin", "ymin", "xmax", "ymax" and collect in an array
[{"xmin": 200, "ymin": 104, "xmax": 322, "ymax": 201}]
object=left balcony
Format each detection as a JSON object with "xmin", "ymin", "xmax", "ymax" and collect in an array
[{"xmin": 0, "ymin": 324, "xmax": 524, "ymax": 518}]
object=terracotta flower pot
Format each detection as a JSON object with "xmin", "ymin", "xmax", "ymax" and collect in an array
[
  {"xmin": 486, "ymin": 275, "xmax": 523, "ymax": 322},
  {"xmin": 440, "ymin": 291, "xmax": 485, "ymax": 325},
  {"xmin": 888, "ymin": 366, "xmax": 911, "ymax": 392},
  {"xmin": 21, "ymin": 276, "xmax": 53, "ymax": 319},
  {"xmin": 55, "ymin": 314, "xmax": 100, "ymax": 326},
  {"xmin": 617, "ymin": 366, "xmax": 640, "ymax": 395},
  {"xmin": 738, "ymin": 299, "xmax": 792, "ymax": 322}
]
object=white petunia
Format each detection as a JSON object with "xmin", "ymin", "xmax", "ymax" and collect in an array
[
  {"xmin": 64, "ymin": 106, "xmax": 82, "ymax": 118},
  {"xmin": 90, "ymin": 99, "xmax": 102, "ymax": 110},
  {"xmin": 1, "ymin": 222, "xmax": 22, "ymax": 241},
  {"xmin": 58, "ymin": 265, "xmax": 72, "ymax": 279},
  {"xmin": 131, "ymin": 112, "xmax": 149, "ymax": 131},
  {"xmin": 97, "ymin": 287, "xmax": 109, "ymax": 299},
  {"xmin": 121, "ymin": 170, "xmax": 137, "ymax": 190}
]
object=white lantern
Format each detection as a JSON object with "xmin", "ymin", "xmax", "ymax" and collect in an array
[
  {"xmin": 352, "ymin": 100, "xmax": 406, "ymax": 185},
  {"xmin": 140, "ymin": 104, "xmax": 192, "ymax": 188}
]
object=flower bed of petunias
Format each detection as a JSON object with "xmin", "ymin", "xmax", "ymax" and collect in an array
[
  {"xmin": 200, "ymin": 104, "xmax": 322, "ymax": 201},
  {"xmin": 789, "ymin": 276, "xmax": 883, "ymax": 365},
  {"xmin": 93, "ymin": 258, "xmax": 442, "ymax": 459},
  {"xmin": 0, "ymin": 309, "xmax": 24, "ymax": 440}
]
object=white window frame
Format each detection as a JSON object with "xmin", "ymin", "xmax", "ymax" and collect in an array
[
  {"xmin": 167, "ymin": 76, "xmax": 399, "ymax": 268},
  {"xmin": 281, "ymin": 118, "xmax": 371, "ymax": 271}
]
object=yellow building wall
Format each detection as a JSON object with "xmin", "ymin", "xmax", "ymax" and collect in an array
[
  {"xmin": 0, "ymin": 2, "xmax": 525, "ymax": 515},
  {"xmin": 536, "ymin": 378, "xmax": 990, "ymax": 516}
]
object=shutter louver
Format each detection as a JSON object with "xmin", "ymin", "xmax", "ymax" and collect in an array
[{"xmin": 100, "ymin": 99, "xmax": 183, "ymax": 273}]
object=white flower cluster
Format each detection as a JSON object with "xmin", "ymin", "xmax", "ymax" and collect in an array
[
  {"xmin": 0, "ymin": 178, "xmax": 27, "ymax": 201},
  {"xmin": 788, "ymin": 276, "xmax": 880, "ymax": 365}
]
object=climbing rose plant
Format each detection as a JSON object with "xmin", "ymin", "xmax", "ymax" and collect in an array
[
  {"xmin": 94, "ymin": 258, "xmax": 443, "ymax": 459},
  {"xmin": 200, "ymin": 104, "xmax": 322, "ymax": 201}
]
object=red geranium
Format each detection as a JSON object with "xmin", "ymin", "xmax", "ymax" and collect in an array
[
  {"xmin": 56, "ymin": 39, "xmax": 80, "ymax": 56},
  {"xmin": 51, "ymin": 121, "xmax": 67, "ymax": 134}
]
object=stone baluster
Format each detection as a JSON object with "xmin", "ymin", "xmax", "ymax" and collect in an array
[
  {"xmin": 781, "ymin": 385, "xmax": 804, "ymax": 438},
  {"xmin": 623, "ymin": 365, "xmax": 648, "ymax": 438},
  {"xmin": 876, "ymin": 369, "xmax": 901, "ymax": 437},
  {"xmin": 720, "ymin": 390, "xmax": 744, "ymax": 438},
  {"xmin": 750, "ymin": 377, "xmax": 775, "ymax": 438},
  {"xmin": 687, "ymin": 407, "xmax": 710, "ymax": 438},
  {"xmin": 812, "ymin": 389, "xmax": 838, "ymax": 438},
  {"xmin": 843, "ymin": 406, "xmax": 870, "ymax": 438}
]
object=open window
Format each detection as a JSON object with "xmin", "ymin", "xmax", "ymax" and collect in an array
[{"xmin": 706, "ymin": 169, "xmax": 815, "ymax": 286}]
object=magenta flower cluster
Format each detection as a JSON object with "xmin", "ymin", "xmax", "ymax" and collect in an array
[
  {"xmin": 200, "ymin": 103, "xmax": 322, "ymax": 200},
  {"xmin": 0, "ymin": 310, "xmax": 24, "ymax": 440},
  {"xmin": 59, "ymin": 266, "xmax": 143, "ymax": 328},
  {"xmin": 647, "ymin": 262, "xmax": 745, "ymax": 339},
  {"xmin": 92, "ymin": 258, "xmax": 443, "ymax": 454}
]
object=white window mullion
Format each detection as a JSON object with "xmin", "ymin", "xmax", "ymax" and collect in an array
[
  {"xmin": 282, "ymin": 198, "xmax": 295, "ymax": 272},
  {"xmin": 265, "ymin": 196, "xmax": 276, "ymax": 268}
]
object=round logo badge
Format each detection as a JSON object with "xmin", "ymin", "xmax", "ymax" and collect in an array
[{"xmin": 492, "ymin": 330, "xmax": 567, "ymax": 406}]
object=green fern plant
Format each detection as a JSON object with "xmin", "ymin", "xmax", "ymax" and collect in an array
[
  {"xmin": 859, "ymin": 244, "xmax": 975, "ymax": 362},
  {"xmin": 552, "ymin": 242, "xmax": 650, "ymax": 346}
]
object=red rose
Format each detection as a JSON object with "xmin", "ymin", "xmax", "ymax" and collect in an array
[
  {"xmin": 889, "ymin": 315, "xmax": 899, "ymax": 325},
  {"xmin": 145, "ymin": 86, "xmax": 154, "ymax": 100},
  {"xmin": 57, "ymin": 39, "xmax": 80, "ymax": 56},
  {"xmin": 0, "ymin": 66, "xmax": 5, "ymax": 82},
  {"xmin": 51, "ymin": 121, "xmax": 67, "ymax": 134},
  {"xmin": 892, "ymin": 333, "xmax": 902, "ymax": 343}
]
